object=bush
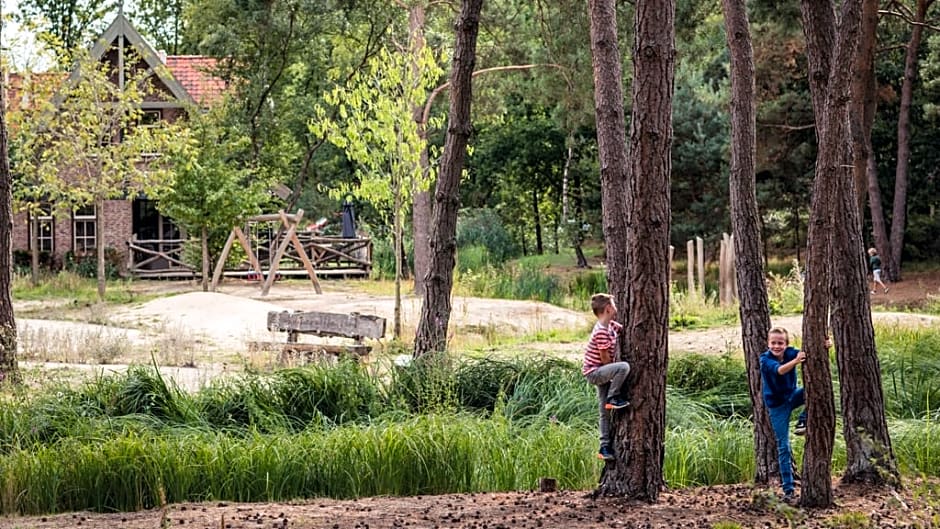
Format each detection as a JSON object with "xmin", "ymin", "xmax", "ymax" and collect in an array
[
  {"xmin": 63, "ymin": 248, "xmax": 123, "ymax": 279},
  {"xmin": 457, "ymin": 208, "xmax": 519, "ymax": 265}
]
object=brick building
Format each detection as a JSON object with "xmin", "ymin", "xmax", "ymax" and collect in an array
[{"xmin": 9, "ymin": 14, "xmax": 225, "ymax": 275}]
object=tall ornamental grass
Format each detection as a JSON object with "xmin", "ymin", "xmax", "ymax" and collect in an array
[{"xmin": 0, "ymin": 415, "xmax": 598, "ymax": 515}]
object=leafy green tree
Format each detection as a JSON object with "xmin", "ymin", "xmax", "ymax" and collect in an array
[
  {"xmin": 129, "ymin": 0, "xmax": 190, "ymax": 55},
  {"xmin": 15, "ymin": 0, "xmax": 115, "ymax": 66},
  {"xmin": 310, "ymin": 45, "xmax": 442, "ymax": 339},
  {"xmin": 13, "ymin": 51, "xmax": 176, "ymax": 300},
  {"xmin": 158, "ymin": 102, "xmax": 268, "ymax": 291}
]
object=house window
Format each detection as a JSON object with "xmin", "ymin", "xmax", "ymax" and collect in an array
[
  {"xmin": 140, "ymin": 110, "xmax": 162, "ymax": 127},
  {"xmin": 73, "ymin": 205, "xmax": 97, "ymax": 253},
  {"xmin": 27, "ymin": 213, "xmax": 54, "ymax": 253}
]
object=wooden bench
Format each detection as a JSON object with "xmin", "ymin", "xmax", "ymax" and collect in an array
[{"xmin": 263, "ymin": 310, "xmax": 386, "ymax": 362}]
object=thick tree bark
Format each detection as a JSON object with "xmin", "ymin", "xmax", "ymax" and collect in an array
[
  {"xmin": 721, "ymin": 0, "xmax": 776, "ymax": 484},
  {"xmin": 413, "ymin": 0, "xmax": 482, "ymax": 357},
  {"xmin": 869, "ymin": 155, "xmax": 892, "ymax": 269},
  {"xmin": 410, "ymin": 3, "xmax": 431, "ymax": 296},
  {"xmin": 0, "ymin": 57, "xmax": 19, "ymax": 385},
  {"xmin": 587, "ymin": 0, "xmax": 630, "ymax": 351},
  {"xmin": 887, "ymin": 0, "xmax": 930, "ymax": 282},
  {"xmin": 850, "ymin": 0, "xmax": 878, "ymax": 224},
  {"xmin": 597, "ymin": 0, "xmax": 675, "ymax": 501},
  {"xmin": 798, "ymin": 0, "xmax": 839, "ymax": 508}
]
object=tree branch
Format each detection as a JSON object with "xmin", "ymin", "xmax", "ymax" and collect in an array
[
  {"xmin": 420, "ymin": 63, "xmax": 563, "ymax": 126},
  {"xmin": 757, "ymin": 121, "xmax": 816, "ymax": 131},
  {"xmin": 878, "ymin": 9, "xmax": 940, "ymax": 32}
]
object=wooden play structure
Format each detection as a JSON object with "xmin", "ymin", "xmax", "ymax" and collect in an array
[{"xmin": 207, "ymin": 209, "xmax": 373, "ymax": 295}]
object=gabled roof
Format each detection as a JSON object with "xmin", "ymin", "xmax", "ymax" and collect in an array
[
  {"xmin": 165, "ymin": 56, "xmax": 226, "ymax": 106},
  {"xmin": 80, "ymin": 13, "xmax": 196, "ymax": 106}
]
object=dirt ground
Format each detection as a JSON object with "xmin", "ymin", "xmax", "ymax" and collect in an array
[
  {"xmin": 3, "ymin": 480, "xmax": 938, "ymax": 529},
  {"xmin": 5, "ymin": 273, "xmax": 940, "ymax": 528}
]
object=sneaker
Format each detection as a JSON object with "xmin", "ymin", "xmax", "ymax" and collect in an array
[
  {"xmin": 605, "ymin": 396, "xmax": 630, "ymax": 410},
  {"xmin": 794, "ymin": 418, "xmax": 806, "ymax": 436},
  {"xmin": 870, "ymin": 290, "xmax": 877, "ymax": 294},
  {"xmin": 597, "ymin": 445, "xmax": 615, "ymax": 461},
  {"xmin": 782, "ymin": 492, "xmax": 798, "ymax": 505},
  {"xmin": 884, "ymin": 287, "xmax": 890, "ymax": 293}
]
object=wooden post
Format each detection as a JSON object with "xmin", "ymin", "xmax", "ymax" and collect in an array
[
  {"xmin": 279, "ymin": 210, "xmax": 322, "ymax": 294},
  {"xmin": 729, "ymin": 234, "xmax": 738, "ymax": 301},
  {"xmin": 686, "ymin": 239, "xmax": 695, "ymax": 295},
  {"xmin": 539, "ymin": 477, "xmax": 557, "ymax": 493},
  {"xmin": 262, "ymin": 210, "xmax": 304, "ymax": 296},
  {"xmin": 696, "ymin": 236, "xmax": 705, "ymax": 298},
  {"xmin": 210, "ymin": 229, "xmax": 237, "ymax": 291},
  {"xmin": 668, "ymin": 245, "xmax": 674, "ymax": 284},
  {"xmin": 718, "ymin": 233, "xmax": 732, "ymax": 307}
]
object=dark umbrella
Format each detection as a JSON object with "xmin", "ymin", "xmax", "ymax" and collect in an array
[{"xmin": 341, "ymin": 198, "xmax": 357, "ymax": 238}]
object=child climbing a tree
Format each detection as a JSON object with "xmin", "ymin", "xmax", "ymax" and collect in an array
[
  {"xmin": 760, "ymin": 327, "xmax": 830, "ymax": 502},
  {"xmin": 582, "ymin": 293, "xmax": 631, "ymax": 461}
]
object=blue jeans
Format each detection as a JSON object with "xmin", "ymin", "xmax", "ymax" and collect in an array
[
  {"xmin": 768, "ymin": 388, "xmax": 806, "ymax": 495},
  {"xmin": 585, "ymin": 362, "xmax": 631, "ymax": 446}
]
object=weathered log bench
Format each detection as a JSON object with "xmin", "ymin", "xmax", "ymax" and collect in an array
[{"xmin": 262, "ymin": 310, "xmax": 386, "ymax": 362}]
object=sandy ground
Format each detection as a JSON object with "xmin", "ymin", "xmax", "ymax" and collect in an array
[{"xmin": 14, "ymin": 280, "xmax": 940, "ymax": 391}]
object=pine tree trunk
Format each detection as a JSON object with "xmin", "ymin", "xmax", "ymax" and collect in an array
[
  {"xmin": 721, "ymin": 0, "xmax": 776, "ymax": 484},
  {"xmin": 869, "ymin": 155, "xmax": 891, "ymax": 271},
  {"xmin": 0, "ymin": 58, "xmax": 19, "ymax": 384},
  {"xmin": 798, "ymin": 0, "xmax": 839, "ymax": 508},
  {"xmin": 413, "ymin": 0, "xmax": 482, "ymax": 357},
  {"xmin": 587, "ymin": 0, "xmax": 630, "ymax": 350},
  {"xmin": 888, "ymin": 0, "xmax": 928, "ymax": 282},
  {"xmin": 410, "ymin": 3, "xmax": 431, "ymax": 296},
  {"xmin": 596, "ymin": 0, "xmax": 675, "ymax": 500},
  {"xmin": 850, "ymin": 0, "xmax": 878, "ymax": 224}
]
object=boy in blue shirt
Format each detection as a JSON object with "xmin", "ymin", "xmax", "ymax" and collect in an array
[{"xmin": 759, "ymin": 327, "xmax": 809, "ymax": 502}]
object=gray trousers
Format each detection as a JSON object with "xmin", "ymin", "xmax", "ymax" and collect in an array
[{"xmin": 585, "ymin": 361, "xmax": 631, "ymax": 446}]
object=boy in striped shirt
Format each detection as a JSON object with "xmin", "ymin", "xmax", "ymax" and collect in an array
[{"xmin": 583, "ymin": 293, "xmax": 631, "ymax": 461}]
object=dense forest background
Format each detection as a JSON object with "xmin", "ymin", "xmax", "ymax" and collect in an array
[{"xmin": 9, "ymin": 0, "xmax": 940, "ymax": 271}]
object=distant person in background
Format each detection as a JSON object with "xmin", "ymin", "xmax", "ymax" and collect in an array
[{"xmin": 868, "ymin": 248, "xmax": 889, "ymax": 294}]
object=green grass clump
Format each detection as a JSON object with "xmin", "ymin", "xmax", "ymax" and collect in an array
[
  {"xmin": 668, "ymin": 353, "xmax": 751, "ymax": 417},
  {"xmin": 878, "ymin": 326, "xmax": 940, "ymax": 419},
  {"xmin": 0, "ymin": 415, "xmax": 599, "ymax": 515},
  {"xmin": 12, "ymin": 271, "xmax": 143, "ymax": 304}
]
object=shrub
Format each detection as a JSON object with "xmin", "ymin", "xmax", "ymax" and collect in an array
[{"xmin": 457, "ymin": 208, "xmax": 519, "ymax": 265}]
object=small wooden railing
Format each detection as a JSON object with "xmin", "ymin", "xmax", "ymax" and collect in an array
[{"xmin": 127, "ymin": 235, "xmax": 195, "ymax": 278}]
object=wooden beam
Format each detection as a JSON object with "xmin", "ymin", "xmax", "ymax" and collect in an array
[
  {"xmin": 261, "ymin": 210, "xmax": 304, "ymax": 296},
  {"xmin": 210, "ymin": 229, "xmax": 237, "ymax": 291},
  {"xmin": 267, "ymin": 310, "xmax": 386, "ymax": 340},
  {"xmin": 280, "ymin": 210, "xmax": 322, "ymax": 294},
  {"xmin": 234, "ymin": 226, "xmax": 264, "ymax": 277}
]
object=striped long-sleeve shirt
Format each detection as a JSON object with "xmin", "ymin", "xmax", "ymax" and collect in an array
[{"xmin": 582, "ymin": 320, "xmax": 623, "ymax": 375}]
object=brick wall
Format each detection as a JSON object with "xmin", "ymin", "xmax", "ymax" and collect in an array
[{"xmin": 11, "ymin": 200, "xmax": 133, "ymax": 265}]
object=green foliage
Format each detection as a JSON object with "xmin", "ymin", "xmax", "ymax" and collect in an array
[
  {"xmin": 878, "ymin": 326, "xmax": 940, "ymax": 419},
  {"xmin": 14, "ymin": 0, "xmax": 113, "ymax": 65},
  {"xmin": 669, "ymin": 354, "xmax": 751, "ymax": 418},
  {"xmin": 62, "ymin": 248, "xmax": 122, "ymax": 280},
  {"xmin": 457, "ymin": 208, "xmax": 520, "ymax": 266},
  {"xmin": 11, "ymin": 271, "xmax": 139, "ymax": 304},
  {"xmin": 824, "ymin": 512, "xmax": 874, "ymax": 528},
  {"xmin": 157, "ymin": 101, "xmax": 270, "ymax": 275}
]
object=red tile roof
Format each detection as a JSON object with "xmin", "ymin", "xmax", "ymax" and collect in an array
[{"xmin": 165, "ymin": 56, "xmax": 227, "ymax": 106}]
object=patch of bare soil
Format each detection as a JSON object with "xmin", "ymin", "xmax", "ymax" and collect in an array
[{"xmin": 2, "ymin": 480, "xmax": 937, "ymax": 529}]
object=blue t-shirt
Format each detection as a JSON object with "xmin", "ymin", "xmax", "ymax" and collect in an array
[{"xmin": 760, "ymin": 347, "xmax": 800, "ymax": 408}]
